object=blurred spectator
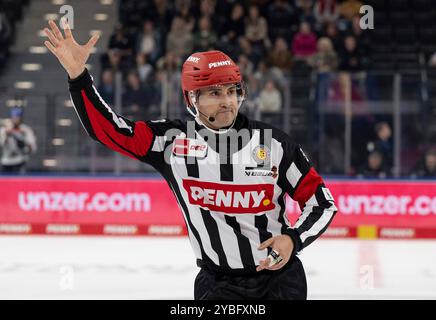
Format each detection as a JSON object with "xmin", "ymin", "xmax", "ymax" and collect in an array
[
  {"xmin": 122, "ymin": 71, "xmax": 149, "ymax": 117},
  {"xmin": 146, "ymin": 71, "xmax": 164, "ymax": 115},
  {"xmin": 197, "ymin": 0, "xmax": 217, "ymax": 23},
  {"xmin": 410, "ymin": 148, "xmax": 436, "ymax": 178},
  {"xmin": 347, "ymin": 15, "xmax": 363, "ymax": 40},
  {"xmin": 0, "ymin": 107, "xmax": 37, "ymax": 174},
  {"xmin": 339, "ymin": 0, "xmax": 363, "ymax": 22},
  {"xmin": 428, "ymin": 52, "xmax": 436, "ymax": 67},
  {"xmin": 309, "ymin": 37, "xmax": 338, "ymax": 73},
  {"xmin": 322, "ymin": 21, "xmax": 343, "ymax": 52},
  {"xmin": 108, "ymin": 24, "xmax": 133, "ymax": 58},
  {"xmin": 245, "ymin": 5, "xmax": 270, "ymax": 49},
  {"xmin": 0, "ymin": 10, "xmax": 13, "ymax": 68},
  {"xmin": 176, "ymin": 1, "xmax": 195, "ymax": 32},
  {"xmin": 156, "ymin": 51, "xmax": 182, "ymax": 74},
  {"xmin": 346, "ymin": 16, "xmax": 369, "ymax": 59},
  {"xmin": 309, "ymin": 37, "xmax": 338, "ymax": 102},
  {"xmin": 151, "ymin": 0, "xmax": 174, "ymax": 37},
  {"xmin": 105, "ymin": 49, "xmax": 123, "ymax": 72},
  {"xmin": 237, "ymin": 54, "xmax": 258, "ymax": 102},
  {"xmin": 237, "ymin": 54, "xmax": 254, "ymax": 80},
  {"xmin": 295, "ymin": 0, "xmax": 316, "ymax": 28},
  {"xmin": 254, "ymin": 60, "xmax": 286, "ymax": 91},
  {"xmin": 154, "ymin": 51, "xmax": 183, "ymax": 114},
  {"xmin": 267, "ymin": 0, "xmax": 299, "ymax": 43},
  {"xmin": 136, "ymin": 53, "xmax": 154, "ymax": 84},
  {"xmin": 338, "ymin": 36, "xmax": 362, "ymax": 72},
  {"xmin": 358, "ymin": 151, "xmax": 388, "ymax": 178},
  {"xmin": 267, "ymin": 37, "xmax": 293, "ymax": 73},
  {"xmin": 193, "ymin": 16, "xmax": 218, "ymax": 52},
  {"xmin": 200, "ymin": 0, "xmax": 215, "ymax": 15},
  {"xmin": 292, "ymin": 21, "xmax": 318, "ymax": 60},
  {"xmin": 239, "ymin": 37, "xmax": 262, "ymax": 68},
  {"xmin": 102, "ymin": 25, "xmax": 135, "ymax": 73},
  {"xmin": 136, "ymin": 20, "xmax": 162, "ymax": 65},
  {"xmin": 118, "ymin": 0, "xmax": 153, "ymax": 27},
  {"xmin": 367, "ymin": 122, "xmax": 393, "ymax": 171},
  {"xmin": 222, "ymin": 3, "xmax": 245, "ymax": 40},
  {"xmin": 228, "ymin": 3, "xmax": 245, "ymax": 38},
  {"xmin": 313, "ymin": 0, "xmax": 340, "ymax": 27},
  {"xmin": 259, "ymin": 80, "xmax": 282, "ymax": 112},
  {"xmin": 166, "ymin": 16, "xmax": 193, "ymax": 60},
  {"xmin": 98, "ymin": 69, "xmax": 115, "ymax": 105}
]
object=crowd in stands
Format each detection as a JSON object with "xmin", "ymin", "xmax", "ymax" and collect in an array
[
  {"xmin": 93, "ymin": 0, "xmax": 434, "ymax": 178},
  {"xmin": 0, "ymin": 0, "xmax": 433, "ymax": 177},
  {"xmin": 100, "ymin": 0, "xmax": 369, "ymax": 113}
]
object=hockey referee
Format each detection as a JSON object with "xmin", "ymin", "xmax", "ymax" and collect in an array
[{"xmin": 44, "ymin": 19, "xmax": 337, "ymax": 300}]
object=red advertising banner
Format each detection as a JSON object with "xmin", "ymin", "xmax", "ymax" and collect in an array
[
  {"xmin": 0, "ymin": 177, "xmax": 435, "ymax": 238},
  {"xmin": 0, "ymin": 177, "xmax": 185, "ymax": 236},
  {"xmin": 287, "ymin": 180, "xmax": 436, "ymax": 239}
]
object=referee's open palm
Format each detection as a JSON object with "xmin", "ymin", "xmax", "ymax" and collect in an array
[{"xmin": 43, "ymin": 19, "xmax": 100, "ymax": 79}]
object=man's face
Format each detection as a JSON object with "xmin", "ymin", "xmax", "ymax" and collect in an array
[
  {"xmin": 368, "ymin": 153, "xmax": 382, "ymax": 170},
  {"xmin": 196, "ymin": 83, "xmax": 239, "ymax": 130},
  {"xmin": 378, "ymin": 125, "xmax": 391, "ymax": 141},
  {"xmin": 11, "ymin": 116, "xmax": 22, "ymax": 127},
  {"xmin": 345, "ymin": 37, "xmax": 356, "ymax": 51},
  {"xmin": 425, "ymin": 154, "xmax": 436, "ymax": 171}
]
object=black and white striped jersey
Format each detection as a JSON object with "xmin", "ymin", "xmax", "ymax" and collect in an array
[{"xmin": 69, "ymin": 69, "xmax": 337, "ymax": 274}]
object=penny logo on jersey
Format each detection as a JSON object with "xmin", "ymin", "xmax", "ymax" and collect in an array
[{"xmin": 182, "ymin": 179, "xmax": 275, "ymax": 213}]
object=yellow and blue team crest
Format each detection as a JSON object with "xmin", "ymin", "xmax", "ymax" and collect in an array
[{"xmin": 252, "ymin": 145, "xmax": 270, "ymax": 165}]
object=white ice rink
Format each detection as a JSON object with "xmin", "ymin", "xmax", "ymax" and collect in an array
[{"xmin": 0, "ymin": 236, "xmax": 435, "ymax": 300}]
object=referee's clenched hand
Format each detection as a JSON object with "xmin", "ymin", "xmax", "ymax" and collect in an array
[
  {"xmin": 43, "ymin": 19, "xmax": 100, "ymax": 79},
  {"xmin": 256, "ymin": 235, "xmax": 294, "ymax": 272}
]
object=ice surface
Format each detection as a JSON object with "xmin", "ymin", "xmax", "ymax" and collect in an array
[{"xmin": 0, "ymin": 236, "xmax": 435, "ymax": 299}]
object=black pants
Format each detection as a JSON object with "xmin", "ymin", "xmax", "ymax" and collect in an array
[{"xmin": 194, "ymin": 257, "xmax": 307, "ymax": 300}]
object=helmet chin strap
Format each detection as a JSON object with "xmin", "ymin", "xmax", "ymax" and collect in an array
[{"xmin": 187, "ymin": 91, "xmax": 244, "ymax": 135}]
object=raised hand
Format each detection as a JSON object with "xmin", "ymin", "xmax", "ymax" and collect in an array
[{"xmin": 43, "ymin": 19, "xmax": 100, "ymax": 79}]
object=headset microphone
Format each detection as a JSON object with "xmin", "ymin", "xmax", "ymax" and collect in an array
[{"xmin": 197, "ymin": 109, "xmax": 218, "ymax": 123}]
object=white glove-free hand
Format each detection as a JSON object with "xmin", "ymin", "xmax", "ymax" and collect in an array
[{"xmin": 44, "ymin": 19, "xmax": 100, "ymax": 79}]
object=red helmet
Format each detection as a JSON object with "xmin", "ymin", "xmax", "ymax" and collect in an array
[{"xmin": 181, "ymin": 50, "xmax": 242, "ymax": 107}]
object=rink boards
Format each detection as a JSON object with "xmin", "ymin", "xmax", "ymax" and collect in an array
[{"xmin": 0, "ymin": 176, "xmax": 435, "ymax": 239}]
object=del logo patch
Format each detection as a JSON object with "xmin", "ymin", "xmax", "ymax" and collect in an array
[{"xmin": 173, "ymin": 138, "xmax": 208, "ymax": 158}]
